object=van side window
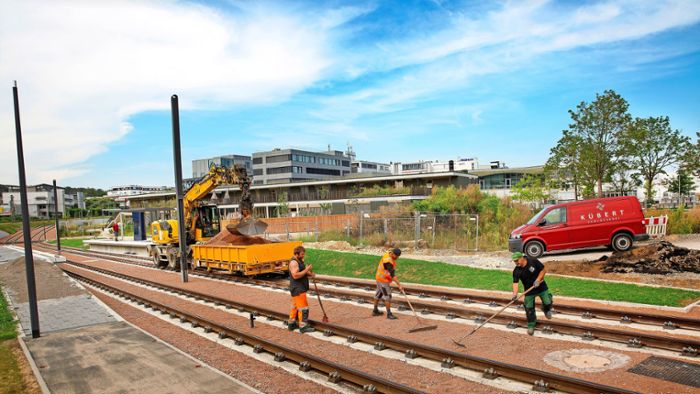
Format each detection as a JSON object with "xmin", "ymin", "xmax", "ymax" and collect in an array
[{"xmin": 543, "ymin": 207, "xmax": 567, "ymax": 225}]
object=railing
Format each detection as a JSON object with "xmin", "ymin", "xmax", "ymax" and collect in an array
[{"xmin": 245, "ymin": 186, "xmax": 433, "ymax": 204}]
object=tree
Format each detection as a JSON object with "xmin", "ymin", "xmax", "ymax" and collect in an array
[
  {"xmin": 620, "ymin": 116, "xmax": 693, "ymax": 205},
  {"xmin": 276, "ymin": 192, "xmax": 289, "ymax": 217},
  {"xmin": 561, "ymin": 90, "xmax": 632, "ymax": 197},
  {"xmin": 510, "ymin": 175, "xmax": 551, "ymax": 207},
  {"xmin": 666, "ymin": 168, "xmax": 696, "ymax": 197},
  {"xmin": 545, "ymin": 131, "xmax": 586, "ymax": 200}
]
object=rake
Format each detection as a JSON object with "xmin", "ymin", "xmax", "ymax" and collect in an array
[
  {"xmin": 452, "ymin": 285, "xmax": 536, "ymax": 347},
  {"xmin": 398, "ymin": 285, "xmax": 438, "ymax": 333},
  {"xmin": 312, "ymin": 278, "xmax": 329, "ymax": 323}
]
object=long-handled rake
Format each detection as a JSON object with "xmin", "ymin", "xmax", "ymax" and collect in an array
[
  {"xmin": 452, "ymin": 285, "xmax": 536, "ymax": 347},
  {"xmin": 312, "ymin": 279, "xmax": 329, "ymax": 323},
  {"xmin": 398, "ymin": 285, "xmax": 438, "ymax": 333}
]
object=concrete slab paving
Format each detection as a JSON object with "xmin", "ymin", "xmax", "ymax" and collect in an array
[
  {"xmin": 15, "ymin": 294, "xmax": 116, "ymax": 335},
  {"xmin": 24, "ymin": 321, "xmax": 254, "ymax": 394}
]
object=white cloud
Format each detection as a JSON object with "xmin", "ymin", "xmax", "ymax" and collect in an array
[{"xmin": 0, "ymin": 0, "xmax": 337, "ymax": 185}]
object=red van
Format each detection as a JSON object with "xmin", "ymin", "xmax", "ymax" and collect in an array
[{"xmin": 509, "ymin": 196, "xmax": 649, "ymax": 258}]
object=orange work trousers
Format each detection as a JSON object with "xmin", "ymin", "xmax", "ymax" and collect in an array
[{"xmin": 289, "ymin": 292, "xmax": 309, "ymax": 325}]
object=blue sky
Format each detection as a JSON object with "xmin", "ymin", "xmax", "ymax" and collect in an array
[{"xmin": 1, "ymin": 0, "xmax": 699, "ymax": 188}]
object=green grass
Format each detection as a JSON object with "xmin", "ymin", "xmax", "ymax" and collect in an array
[
  {"xmin": 306, "ymin": 249, "xmax": 700, "ymax": 307},
  {"xmin": 0, "ymin": 287, "xmax": 17, "ymax": 341},
  {"xmin": 47, "ymin": 238, "xmax": 89, "ymax": 249},
  {"xmin": 0, "ymin": 288, "xmax": 30, "ymax": 393}
]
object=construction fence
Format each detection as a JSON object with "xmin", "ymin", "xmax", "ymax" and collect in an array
[{"xmin": 224, "ymin": 213, "xmax": 480, "ymax": 251}]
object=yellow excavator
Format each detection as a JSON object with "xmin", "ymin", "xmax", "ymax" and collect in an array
[{"xmin": 148, "ymin": 164, "xmax": 267, "ymax": 269}]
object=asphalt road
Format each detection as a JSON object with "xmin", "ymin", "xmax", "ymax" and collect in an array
[{"xmin": 540, "ymin": 237, "xmax": 700, "ymax": 263}]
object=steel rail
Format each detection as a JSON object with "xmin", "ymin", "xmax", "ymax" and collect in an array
[
  {"xmin": 63, "ymin": 261, "xmax": 641, "ymax": 394},
  {"xmin": 65, "ymin": 269, "xmax": 423, "ymax": 394}
]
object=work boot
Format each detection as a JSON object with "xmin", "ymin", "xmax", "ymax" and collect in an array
[
  {"xmin": 386, "ymin": 313, "xmax": 397, "ymax": 320},
  {"xmin": 372, "ymin": 309, "xmax": 384, "ymax": 316},
  {"xmin": 527, "ymin": 327, "xmax": 535, "ymax": 336},
  {"xmin": 287, "ymin": 321, "xmax": 298, "ymax": 331},
  {"xmin": 299, "ymin": 325, "xmax": 315, "ymax": 334},
  {"xmin": 545, "ymin": 311, "xmax": 553, "ymax": 319}
]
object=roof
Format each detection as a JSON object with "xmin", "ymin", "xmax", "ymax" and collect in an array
[
  {"xmin": 128, "ymin": 171, "xmax": 476, "ymax": 201},
  {"xmin": 469, "ymin": 165, "xmax": 544, "ymax": 177}
]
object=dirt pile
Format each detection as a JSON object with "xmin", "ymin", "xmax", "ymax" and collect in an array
[
  {"xmin": 206, "ymin": 229, "xmax": 273, "ymax": 246},
  {"xmin": 602, "ymin": 241, "xmax": 700, "ymax": 275}
]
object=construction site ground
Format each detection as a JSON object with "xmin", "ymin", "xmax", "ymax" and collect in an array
[{"xmin": 35, "ymin": 248, "xmax": 700, "ymax": 392}]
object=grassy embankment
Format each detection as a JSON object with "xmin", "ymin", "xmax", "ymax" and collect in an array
[
  {"xmin": 0, "ymin": 286, "xmax": 28, "ymax": 392},
  {"xmin": 0, "ymin": 220, "xmax": 54, "ymax": 236},
  {"xmin": 307, "ymin": 249, "xmax": 700, "ymax": 307},
  {"xmin": 47, "ymin": 238, "xmax": 90, "ymax": 249}
]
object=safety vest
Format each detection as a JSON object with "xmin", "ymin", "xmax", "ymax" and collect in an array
[{"xmin": 375, "ymin": 252, "xmax": 396, "ymax": 283}]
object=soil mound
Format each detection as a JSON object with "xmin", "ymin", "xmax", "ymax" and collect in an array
[
  {"xmin": 602, "ymin": 241, "xmax": 700, "ymax": 275},
  {"xmin": 206, "ymin": 229, "xmax": 273, "ymax": 246}
]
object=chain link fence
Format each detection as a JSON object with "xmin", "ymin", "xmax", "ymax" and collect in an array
[{"xmin": 266, "ymin": 213, "xmax": 479, "ymax": 251}]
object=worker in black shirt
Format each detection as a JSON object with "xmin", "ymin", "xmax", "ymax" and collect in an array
[{"xmin": 511, "ymin": 251, "xmax": 553, "ymax": 335}]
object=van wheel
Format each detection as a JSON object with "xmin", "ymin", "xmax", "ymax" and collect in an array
[
  {"xmin": 524, "ymin": 241, "xmax": 544, "ymax": 258},
  {"xmin": 612, "ymin": 233, "xmax": 633, "ymax": 252}
]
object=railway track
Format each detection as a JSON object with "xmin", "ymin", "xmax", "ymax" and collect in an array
[
  {"xmin": 36, "ymin": 245, "xmax": 700, "ymax": 357},
  {"xmin": 62, "ymin": 261, "xmax": 640, "ymax": 394},
  {"xmin": 1, "ymin": 225, "xmax": 55, "ymax": 244},
  {"xmin": 36, "ymin": 243, "xmax": 700, "ymax": 331}
]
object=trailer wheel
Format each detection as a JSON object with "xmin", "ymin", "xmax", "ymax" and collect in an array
[
  {"xmin": 524, "ymin": 240, "xmax": 545, "ymax": 258},
  {"xmin": 150, "ymin": 248, "xmax": 161, "ymax": 268},
  {"xmin": 612, "ymin": 233, "xmax": 633, "ymax": 252}
]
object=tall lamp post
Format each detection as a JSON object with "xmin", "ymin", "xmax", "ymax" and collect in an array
[
  {"xmin": 13, "ymin": 81, "xmax": 40, "ymax": 338},
  {"xmin": 171, "ymin": 95, "xmax": 188, "ymax": 283}
]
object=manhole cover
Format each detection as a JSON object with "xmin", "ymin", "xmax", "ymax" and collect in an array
[{"xmin": 544, "ymin": 349, "xmax": 630, "ymax": 373}]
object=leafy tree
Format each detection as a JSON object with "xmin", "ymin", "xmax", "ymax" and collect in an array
[
  {"xmin": 666, "ymin": 168, "xmax": 696, "ymax": 197},
  {"xmin": 559, "ymin": 90, "xmax": 632, "ymax": 197},
  {"xmin": 276, "ymin": 192, "xmax": 289, "ymax": 217},
  {"xmin": 545, "ymin": 131, "xmax": 584, "ymax": 199},
  {"xmin": 510, "ymin": 174, "xmax": 551, "ymax": 207},
  {"xmin": 609, "ymin": 160, "xmax": 641, "ymax": 196},
  {"xmin": 620, "ymin": 116, "xmax": 693, "ymax": 205}
]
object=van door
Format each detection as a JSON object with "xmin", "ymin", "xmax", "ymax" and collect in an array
[{"xmin": 535, "ymin": 207, "xmax": 569, "ymax": 250}]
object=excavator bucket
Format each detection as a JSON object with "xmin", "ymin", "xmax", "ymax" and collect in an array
[{"xmin": 226, "ymin": 218, "xmax": 268, "ymax": 236}]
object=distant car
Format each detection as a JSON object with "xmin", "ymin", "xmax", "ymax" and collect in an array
[{"xmin": 509, "ymin": 196, "xmax": 649, "ymax": 258}]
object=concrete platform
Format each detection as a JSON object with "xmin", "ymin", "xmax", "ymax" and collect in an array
[
  {"xmin": 24, "ymin": 321, "xmax": 254, "ymax": 394},
  {"xmin": 84, "ymin": 238, "xmax": 152, "ymax": 257}
]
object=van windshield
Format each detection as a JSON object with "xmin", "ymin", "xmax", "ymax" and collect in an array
[{"xmin": 526, "ymin": 208, "xmax": 547, "ymax": 225}]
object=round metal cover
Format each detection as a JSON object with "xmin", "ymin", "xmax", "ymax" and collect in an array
[{"xmin": 543, "ymin": 349, "xmax": 630, "ymax": 373}]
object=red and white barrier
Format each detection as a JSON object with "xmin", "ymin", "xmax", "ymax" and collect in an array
[{"xmin": 644, "ymin": 215, "xmax": 668, "ymax": 239}]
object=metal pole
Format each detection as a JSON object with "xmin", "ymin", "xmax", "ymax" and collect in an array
[
  {"xmin": 171, "ymin": 95, "xmax": 188, "ymax": 283},
  {"xmin": 475, "ymin": 214, "xmax": 479, "ymax": 251},
  {"xmin": 13, "ymin": 81, "xmax": 40, "ymax": 338},
  {"xmin": 414, "ymin": 211, "xmax": 420, "ymax": 246},
  {"xmin": 53, "ymin": 179, "xmax": 61, "ymax": 251}
]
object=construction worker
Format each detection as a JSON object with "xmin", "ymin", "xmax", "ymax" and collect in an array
[
  {"xmin": 372, "ymin": 248, "xmax": 401, "ymax": 320},
  {"xmin": 112, "ymin": 222, "xmax": 119, "ymax": 242},
  {"xmin": 288, "ymin": 246, "xmax": 315, "ymax": 333},
  {"xmin": 511, "ymin": 251, "xmax": 553, "ymax": 335}
]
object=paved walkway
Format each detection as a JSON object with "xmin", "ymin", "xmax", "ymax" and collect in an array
[{"xmin": 0, "ymin": 246, "xmax": 257, "ymax": 393}]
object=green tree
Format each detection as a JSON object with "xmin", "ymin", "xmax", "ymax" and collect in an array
[
  {"xmin": 545, "ymin": 131, "xmax": 584, "ymax": 199},
  {"xmin": 620, "ymin": 116, "xmax": 693, "ymax": 205},
  {"xmin": 666, "ymin": 168, "xmax": 696, "ymax": 197},
  {"xmin": 510, "ymin": 175, "xmax": 551, "ymax": 207},
  {"xmin": 560, "ymin": 90, "xmax": 632, "ymax": 197},
  {"xmin": 276, "ymin": 192, "xmax": 290, "ymax": 217}
]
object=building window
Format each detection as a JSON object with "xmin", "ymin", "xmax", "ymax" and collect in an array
[
  {"xmin": 342, "ymin": 160, "xmax": 350, "ymax": 167},
  {"xmin": 306, "ymin": 167, "xmax": 341, "ymax": 176},
  {"xmin": 253, "ymin": 169, "xmax": 263, "ymax": 176},
  {"xmin": 402, "ymin": 163, "xmax": 423, "ymax": 171},
  {"xmin": 253, "ymin": 180, "xmax": 264, "ymax": 185},
  {"xmin": 266, "ymin": 154, "xmax": 291, "ymax": 163},
  {"xmin": 267, "ymin": 166, "xmax": 293, "ymax": 175},
  {"xmin": 361, "ymin": 163, "xmax": 377, "ymax": 169},
  {"xmin": 292, "ymin": 166, "xmax": 303, "ymax": 174},
  {"xmin": 252, "ymin": 157, "xmax": 263, "ymax": 165}
]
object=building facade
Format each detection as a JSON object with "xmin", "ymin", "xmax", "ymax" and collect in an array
[
  {"xmin": 351, "ymin": 160, "xmax": 392, "ymax": 175},
  {"xmin": 252, "ymin": 148, "xmax": 352, "ymax": 185},
  {"xmin": 391, "ymin": 157, "xmax": 481, "ymax": 175},
  {"xmin": 1, "ymin": 184, "xmax": 66, "ymax": 218},
  {"xmin": 107, "ymin": 185, "xmax": 169, "ymax": 198},
  {"xmin": 192, "ymin": 154, "xmax": 252, "ymax": 178}
]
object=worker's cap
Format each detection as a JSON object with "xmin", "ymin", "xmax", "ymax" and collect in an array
[
  {"xmin": 511, "ymin": 251, "xmax": 524, "ymax": 261},
  {"xmin": 392, "ymin": 248, "xmax": 402, "ymax": 257}
]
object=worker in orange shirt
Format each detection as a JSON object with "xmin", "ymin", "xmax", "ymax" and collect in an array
[
  {"xmin": 288, "ymin": 246, "xmax": 315, "ymax": 333},
  {"xmin": 372, "ymin": 248, "xmax": 401, "ymax": 320}
]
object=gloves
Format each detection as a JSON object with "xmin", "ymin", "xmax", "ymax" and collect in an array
[
  {"xmin": 511, "ymin": 294, "xmax": 518, "ymax": 301},
  {"xmin": 533, "ymin": 280, "xmax": 541, "ymax": 288}
]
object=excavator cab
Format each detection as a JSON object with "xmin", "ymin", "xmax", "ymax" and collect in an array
[{"xmin": 193, "ymin": 205, "xmax": 220, "ymax": 241}]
